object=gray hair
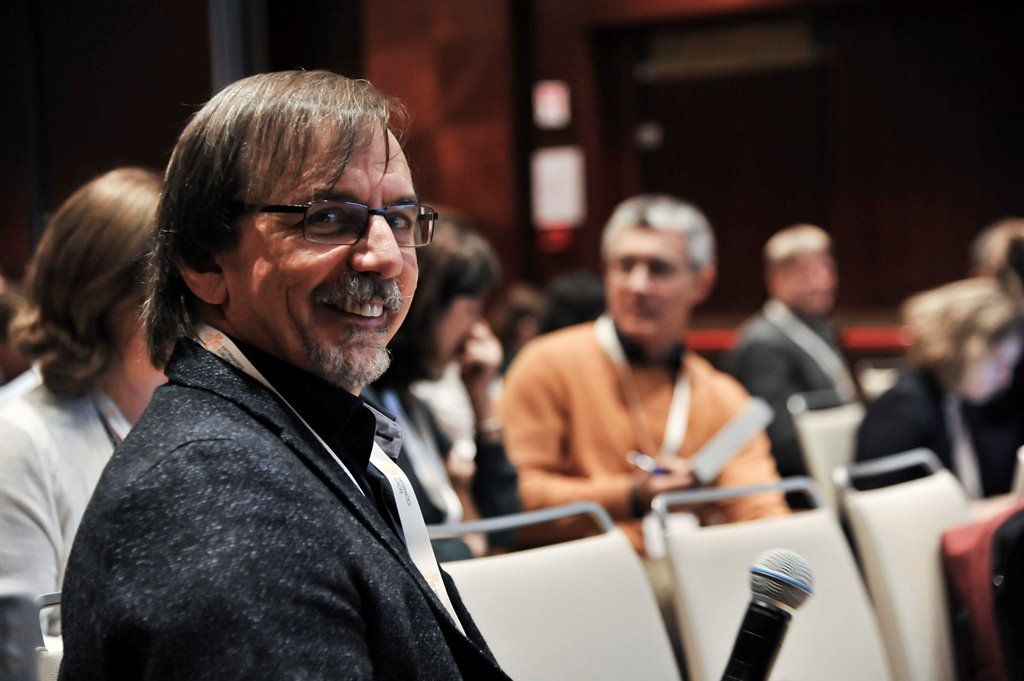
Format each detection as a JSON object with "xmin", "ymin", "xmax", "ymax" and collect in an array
[
  {"xmin": 600, "ymin": 194, "xmax": 716, "ymax": 269},
  {"xmin": 764, "ymin": 224, "xmax": 832, "ymax": 270},
  {"xmin": 144, "ymin": 70, "xmax": 406, "ymax": 366}
]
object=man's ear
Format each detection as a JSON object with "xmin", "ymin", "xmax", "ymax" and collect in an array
[
  {"xmin": 179, "ymin": 260, "xmax": 228, "ymax": 306},
  {"xmin": 691, "ymin": 264, "xmax": 717, "ymax": 305},
  {"xmin": 765, "ymin": 267, "xmax": 781, "ymax": 300}
]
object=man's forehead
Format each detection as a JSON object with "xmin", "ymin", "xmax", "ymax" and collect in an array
[
  {"xmin": 606, "ymin": 226, "xmax": 689, "ymax": 264},
  {"xmin": 784, "ymin": 250, "xmax": 835, "ymax": 271},
  {"xmin": 274, "ymin": 132, "xmax": 413, "ymax": 201}
]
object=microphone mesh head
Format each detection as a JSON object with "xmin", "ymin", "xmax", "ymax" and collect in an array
[{"xmin": 749, "ymin": 548, "xmax": 814, "ymax": 610}]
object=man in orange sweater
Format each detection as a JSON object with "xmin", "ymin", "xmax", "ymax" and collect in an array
[{"xmin": 500, "ymin": 194, "xmax": 789, "ymax": 555}]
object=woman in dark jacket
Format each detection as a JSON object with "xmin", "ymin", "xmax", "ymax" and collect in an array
[
  {"xmin": 366, "ymin": 214, "xmax": 520, "ymax": 561},
  {"xmin": 856, "ymin": 278, "xmax": 1023, "ymax": 497}
]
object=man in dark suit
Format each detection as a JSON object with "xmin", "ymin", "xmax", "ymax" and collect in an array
[
  {"xmin": 724, "ymin": 224, "xmax": 856, "ymax": 478},
  {"xmin": 59, "ymin": 71, "xmax": 509, "ymax": 680}
]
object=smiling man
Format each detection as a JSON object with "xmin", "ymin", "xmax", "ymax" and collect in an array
[
  {"xmin": 500, "ymin": 194, "xmax": 788, "ymax": 555},
  {"xmin": 59, "ymin": 71, "xmax": 509, "ymax": 680}
]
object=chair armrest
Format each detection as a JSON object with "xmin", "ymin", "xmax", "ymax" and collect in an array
[
  {"xmin": 427, "ymin": 501, "xmax": 614, "ymax": 540},
  {"xmin": 651, "ymin": 476, "xmax": 822, "ymax": 527},
  {"xmin": 832, "ymin": 448, "xmax": 941, "ymax": 493}
]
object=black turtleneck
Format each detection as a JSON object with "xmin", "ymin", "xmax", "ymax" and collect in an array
[
  {"xmin": 230, "ymin": 338, "xmax": 405, "ymax": 539},
  {"xmin": 615, "ymin": 326, "xmax": 686, "ymax": 374}
]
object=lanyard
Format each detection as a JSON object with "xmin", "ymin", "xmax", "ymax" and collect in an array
[
  {"xmin": 91, "ymin": 391, "xmax": 131, "ymax": 445},
  {"xmin": 192, "ymin": 324, "xmax": 465, "ymax": 633},
  {"xmin": 762, "ymin": 299, "xmax": 857, "ymax": 402},
  {"xmin": 594, "ymin": 315, "xmax": 691, "ymax": 460}
]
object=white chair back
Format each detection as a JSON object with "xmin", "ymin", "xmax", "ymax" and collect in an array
[
  {"xmin": 836, "ymin": 451, "xmax": 969, "ymax": 681},
  {"xmin": 655, "ymin": 479, "xmax": 891, "ymax": 681},
  {"xmin": 433, "ymin": 503, "xmax": 680, "ymax": 681},
  {"xmin": 34, "ymin": 592, "xmax": 62, "ymax": 681},
  {"xmin": 854, "ymin": 357, "xmax": 904, "ymax": 401},
  {"xmin": 789, "ymin": 399, "xmax": 865, "ymax": 509},
  {"xmin": 1012, "ymin": 445, "xmax": 1024, "ymax": 496}
]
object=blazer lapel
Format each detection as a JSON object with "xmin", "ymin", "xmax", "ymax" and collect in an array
[
  {"xmin": 273, "ymin": 407, "xmax": 485, "ymax": 647},
  {"xmin": 165, "ymin": 341, "xmax": 480, "ymax": 646}
]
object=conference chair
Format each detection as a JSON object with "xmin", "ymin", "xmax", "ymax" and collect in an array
[
  {"xmin": 854, "ymin": 356, "xmax": 904, "ymax": 402},
  {"xmin": 1013, "ymin": 444, "xmax": 1024, "ymax": 496},
  {"xmin": 653, "ymin": 478, "xmax": 892, "ymax": 681},
  {"xmin": 834, "ymin": 449, "xmax": 969, "ymax": 681},
  {"xmin": 787, "ymin": 391, "xmax": 865, "ymax": 510},
  {"xmin": 35, "ymin": 592, "xmax": 61, "ymax": 681},
  {"xmin": 429, "ymin": 503, "xmax": 681, "ymax": 681}
]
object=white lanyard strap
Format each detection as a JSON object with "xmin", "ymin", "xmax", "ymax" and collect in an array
[
  {"xmin": 367, "ymin": 443, "xmax": 464, "ymax": 631},
  {"xmin": 91, "ymin": 391, "xmax": 132, "ymax": 444},
  {"xmin": 192, "ymin": 324, "xmax": 465, "ymax": 633},
  {"xmin": 594, "ymin": 315, "xmax": 691, "ymax": 460},
  {"xmin": 763, "ymin": 299, "xmax": 857, "ymax": 402},
  {"xmin": 194, "ymin": 324, "xmax": 364, "ymax": 493}
]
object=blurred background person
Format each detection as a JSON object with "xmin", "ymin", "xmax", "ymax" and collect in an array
[
  {"xmin": 0, "ymin": 168, "xmax": 165, "ymax": 630},
  {"xmin": 972, "ymin": 218, "xmax": 1024, "ymax": 282},
  {"xmin": 0, "ymin": 274, "xmax": 36, "ymax": 406},
  {"xmin": 855, "ymin": 278, "xmax": 1022, "ymax": 498},
  {"xmin": 367, "ymin": 216, "xmax": 520, "ymax": 561},
  {"xmin": 0, "ymin": 274, "xmax": 30, "ymax": 384},
  {"xmin": 489, "ymin": 282, "xmax": 545, "ymax": 375},
  {"xmin": 500, "ymin": 194, "xmax": 788, "ymax": 556},
  {"xmin": 724, "ymin": 224, "xmax": 856, "ymax": 480},
  {"xmin": 536, "ymin": 270, "xmax": 606, "ymax": 335}
]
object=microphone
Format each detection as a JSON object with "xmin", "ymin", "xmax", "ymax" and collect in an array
[{"xmin": 720, "ymin": 549, "xmax": 814, "ymax": 681}]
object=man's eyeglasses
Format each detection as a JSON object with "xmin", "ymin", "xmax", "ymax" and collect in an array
[{"xmin": 236, "ymin": 199, "xmax": 436, "ymax": 247}]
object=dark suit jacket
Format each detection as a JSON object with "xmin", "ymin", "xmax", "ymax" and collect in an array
[
  {"xmin": 855, "ymin": 367, "xmax": 1022, "ymax": 497},
  {"xmin": 59, "ymin": 341, "xmax": 509, "ymax": 680},
  {"xmin": 723, "ymin": 312, "xmax": 846, "ymax": 477}
]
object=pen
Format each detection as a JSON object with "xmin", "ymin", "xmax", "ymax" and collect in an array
[{"xmin": 628, "ymin": 451, "xmax": 670, "ymax": 475}]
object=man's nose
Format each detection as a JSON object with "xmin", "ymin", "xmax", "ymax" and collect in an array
[
  {"xmin": 810, "ymin": 266, "xmax": 837, "ymax": 289},
  {"xmin": 350, "ymin": 215, "xmax": 404, "ymax": 279},
  {"xmin": 625, "ymin": 264, "xmax": 652, "ymax": 291}
]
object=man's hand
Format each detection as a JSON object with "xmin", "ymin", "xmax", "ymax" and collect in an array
[
  {"xmin": 445, "ymin": 445, "xmax": 477, "ymax": 488},
  {"xmin": 633, "ymin": 457, "xmax": 696, "ymax": 513}
]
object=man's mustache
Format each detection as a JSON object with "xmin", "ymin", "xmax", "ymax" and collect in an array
[{"xmin": 311, "ymin": 273, "xmax": 403, "ymax": 310}]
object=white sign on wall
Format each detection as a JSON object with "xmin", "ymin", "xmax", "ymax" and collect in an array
[
  {"xmin": 532, "ymin": 80, "xmax": 572, "ymax": 130},
  {"xmin": 530, "ymin": 145, "xmax": 586, "ymax": 231}
]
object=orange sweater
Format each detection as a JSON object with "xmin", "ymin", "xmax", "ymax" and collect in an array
[{"xmin": 499, "ymin": 322, "xmax": 789, "ymax": 552}]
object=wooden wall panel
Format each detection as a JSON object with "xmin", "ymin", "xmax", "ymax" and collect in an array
[
  {"xmin": 363, "ymin": 0, "xmax": 523, "ymax": 283},
  {"xmin": 0, "ymin": 0, "xmax": 211, "ymax": 280},
  {"xmin": 526, "ymin": 0, "xmax": 1024, "ymax": 313}
]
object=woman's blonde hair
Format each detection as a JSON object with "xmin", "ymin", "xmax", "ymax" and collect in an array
[
  {"xmin": 10, "ymin": 167, "xmax": 162, "ymax": 397},
  {"xmin": 903, "ymin": 277, "xmax": 1022, "ymax": 391}
]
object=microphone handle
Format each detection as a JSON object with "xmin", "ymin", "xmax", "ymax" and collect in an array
[{"xmin": 720, "ymin": 600, "xmax": 792, "ymax": 681}]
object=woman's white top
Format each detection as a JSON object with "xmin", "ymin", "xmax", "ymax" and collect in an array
[{"xmin": 0, "ymin": 384, "xmax": 115, "ymax": 628}]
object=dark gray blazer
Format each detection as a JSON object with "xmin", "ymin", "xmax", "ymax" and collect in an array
[
  {"xmin": 723, "ymin": 312, "xmax": 846, "ymax": 478},
  {"xmin": 59, "ymin": 341, "xmax": 509, "ymax": 680}
]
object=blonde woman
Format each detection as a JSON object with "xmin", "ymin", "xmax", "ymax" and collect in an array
[
  {"xmin": 0, "ymin": 168, "xmax": 165, "ymax": 627},
  {"xmin": 855, "ymin": 278, "xmax": 1023, "ymax": 497}
]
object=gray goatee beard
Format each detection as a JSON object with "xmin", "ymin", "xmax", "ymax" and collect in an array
[{"xmin": 305, "ymin": 273, "xmax": 404, "ymax": 392}]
